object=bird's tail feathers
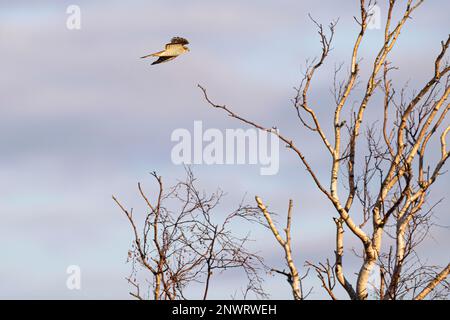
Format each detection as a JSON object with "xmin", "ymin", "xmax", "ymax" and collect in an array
[{"xmin": 140, "ymin": 53, "xmax": 154, "ymax": 59}]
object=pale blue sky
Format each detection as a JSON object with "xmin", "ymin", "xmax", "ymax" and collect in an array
[{"xmin": 0, "ymin": 0, "xmax": 449, "ymax": 299}]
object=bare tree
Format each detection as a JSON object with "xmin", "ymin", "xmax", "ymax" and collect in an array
[
  {"xmin": 199, "ymin": 0, "xmax": 450, "ymax": 300},
  {"xmin": 113, "ymin": 168, "xmax": 266, "ymax": 300}
]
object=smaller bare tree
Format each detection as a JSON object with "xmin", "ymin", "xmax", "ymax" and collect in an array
[{"xmin": 113, "ymin": 168, "xmax": 266, "ymax": 300}]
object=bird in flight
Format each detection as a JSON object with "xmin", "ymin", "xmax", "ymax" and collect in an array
[{"xmin": 141, "ymin": 37, "xmax": 190, "ymax": 65}]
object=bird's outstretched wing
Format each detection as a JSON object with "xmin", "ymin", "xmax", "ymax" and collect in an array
[
  {"xmin": 151, "ymin": 56, "xmax": 177, "ymax": 65},
  {"xmin": 170, "ymin": 37, "xmax": 189, "ymax": 45}
]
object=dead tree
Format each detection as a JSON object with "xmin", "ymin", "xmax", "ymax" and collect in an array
[
  {"xmin": 199, "ymin": 0, "xmax": 450, "ymax": 300},
  {"xmin": 113, "ymin": 168, "xmax": 266, "ymax": 300}
]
